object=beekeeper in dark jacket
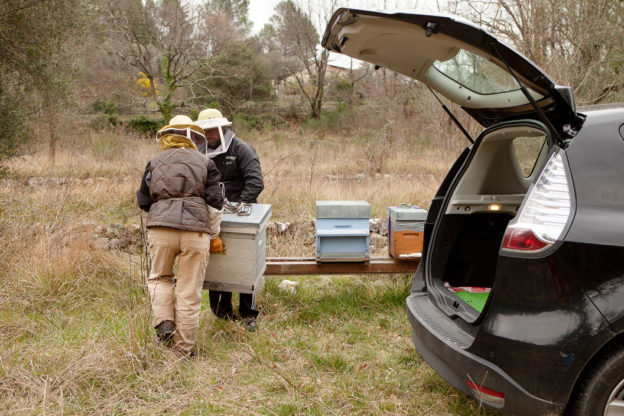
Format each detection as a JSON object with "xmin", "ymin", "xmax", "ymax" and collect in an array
[
  {"xmin": 137, "ymin": 115, "xmax": 224, "ymax": 355},
  {"xmin": 196, "ymin": 108, "xmax": 264, "ymax": 331}
]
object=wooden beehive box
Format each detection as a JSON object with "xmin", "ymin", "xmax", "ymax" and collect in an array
[
  {"xmin": 315, "ymin": 201, "xmax": 371, "ymax": 262},
  {"xmin": 204, "ymin": 204, "xmax": 272, "ymax": 294},
  {"xmin": 388, "ymin": 206, "xmax": 427, "ymax": 260}
]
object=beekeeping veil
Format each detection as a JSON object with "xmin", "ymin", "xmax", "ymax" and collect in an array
[
  {"xmin": 195, "ymin": 108, "xmax": 234, "ymax": 158},
  {"xmin": 156, "ymin": 115, "xmax": 207, "ymax": 152}
]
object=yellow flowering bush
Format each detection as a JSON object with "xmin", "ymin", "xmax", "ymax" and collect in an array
[{"xmin": 135, "ymin": 71, "xmax": 158, "ymax": 97}]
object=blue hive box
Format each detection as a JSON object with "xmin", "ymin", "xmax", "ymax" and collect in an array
[
  {"xmin": 204, "ymin": 204, "xmax": 272, "ymax": 294},
  {"xmin": 315, "ymin": 201, "xmax": 370, "ymax": 262}
]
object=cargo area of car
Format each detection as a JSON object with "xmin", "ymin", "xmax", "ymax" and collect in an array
[
  {"xmin": 431, "ymin": 212, "xmax": 513, "ymax": 312},
  {"xmin": 427, "ymin": 123, "xmax": 550, "ymax": 317}
]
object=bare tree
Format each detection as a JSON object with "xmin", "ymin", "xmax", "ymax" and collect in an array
[
  {"xmin": 186, "ymin": 1, "xmax": 264, "ymax": 112},
  {"xmin": 212, "ymin": 0, "xmax": 252, "ymax": 33},
  {"xmin": 447, "ymin": 0, "xmax": 624, "ymax": 104},
  {"xmin": 264, "ymin": 0, "xmax": 337, "ymax": 118},
  {"xmin": 0, "ymin": 0, "xmax": 88, "ymax": 163},
  {"xmin": 191, "ymin": 40, "xmax": 272, "ymax": 114},
  {"xmin": 105, "ymin": 0, "xmax": 210, "ymax": 122}
]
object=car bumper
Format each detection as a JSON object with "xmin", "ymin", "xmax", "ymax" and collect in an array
[{"xmin": 406, "ymin": 292, "xmax": 565, "ymax": 416}]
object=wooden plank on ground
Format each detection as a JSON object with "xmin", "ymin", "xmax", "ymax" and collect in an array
[{"xmin": 264, "ymin": 257, "xmax": 419, "ymax": 275}]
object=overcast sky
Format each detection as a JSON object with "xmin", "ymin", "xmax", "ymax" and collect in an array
[
  {"xmin": 248, "ymin": 0, "xmax": 280, "ymax": 33},
  {"xmin": 248, "ymin": 0, "xmax": 442, "ymax": 34},
  {"xmin": 248, "ymin": 0, "xmax": 443, "ymax": 67}
]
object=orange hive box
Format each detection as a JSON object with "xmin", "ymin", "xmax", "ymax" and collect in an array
[{"xmin": 388, "ymin": 206, "xmax": 427, "ymax": 260}]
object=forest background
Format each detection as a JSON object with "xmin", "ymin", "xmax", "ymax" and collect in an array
[
  {"xmin": 0, "ymin": 0, "xmax": 623, "ymax": 414},
  {"xmin": 1, "ymin": 0, "xmax": 622, "ymax": 165}
]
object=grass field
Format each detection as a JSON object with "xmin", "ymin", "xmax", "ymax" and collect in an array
[{"xmin": 0, "ymin": 123, "xmax": 500, "ymax": 415}]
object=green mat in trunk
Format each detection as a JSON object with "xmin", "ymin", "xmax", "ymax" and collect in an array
[{"xmin": 454, "ymin": 291, "xmax": 490, "ymax": 313}]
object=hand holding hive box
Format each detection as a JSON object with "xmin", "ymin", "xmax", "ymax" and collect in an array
[
  {"xmin": 204, "ymin": 204, "xmax": 272, "ymax": 294},
  {"xmin": 388, "ymin": 205, "xmax": 427, "ymax": 260}
]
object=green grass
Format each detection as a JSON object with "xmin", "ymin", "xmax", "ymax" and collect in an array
[{"xmin": 0, "ymin": 255, "xmax": 501, "ymax": 414}]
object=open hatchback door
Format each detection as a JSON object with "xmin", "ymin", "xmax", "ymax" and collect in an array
[
  {"xmin": 322, "ymin": 8, "xmax": 584, "ymax": 139},
  {"xmin": 323, "ymin": 8, "xmax": 624, "ymax": 416}
]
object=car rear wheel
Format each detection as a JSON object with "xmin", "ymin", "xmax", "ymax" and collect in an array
[
  {"xmin": 606, "ymin": 378, "xmax": 624, "ymax": 416},
  {"xmin": 567, "ymin": 346, "xmax": 624, "ymax": 416}
]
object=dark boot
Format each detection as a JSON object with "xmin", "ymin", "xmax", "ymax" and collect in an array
[
  {"xmin": 209, "ymin": 290, "xmax": 234, "ymax": 320},
  {"xmin": 242, "ymin": 317, "xmax": 257, "ymax": 332},
  {"xmin": 239, "ymin": 293, "xmax": 259, "ymax": 331},
  {"xmin": 239, "ymin": 293, "xmax": 259, "ymax": 318},
  {"xmin": 155, "ymin": 320, "xmax": 175, "ymax": 342}
]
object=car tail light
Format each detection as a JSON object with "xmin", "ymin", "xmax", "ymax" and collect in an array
[
  {"xmin": 465, "ymin": 379, "xmax": 505, "ymax": 406},
  {"xmin": 503, "ymin": 151, "xmax": 572, "ymax": 252}
]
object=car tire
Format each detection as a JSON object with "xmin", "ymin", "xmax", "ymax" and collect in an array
[{"xmin": 567, "ymin": 345, "xmax": 624, "ymax": 416}]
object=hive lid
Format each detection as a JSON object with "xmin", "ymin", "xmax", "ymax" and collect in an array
[
  {"xmin": 316, "ymin": 200, "xmax": 371, "ymax": 218},
  {"xmin": 221, "ymin": 204, "xmax": 272, "ymax": 228},
  {"xmin": 389, "ymin": 206, "xmax": 428, "ymax": 221}
]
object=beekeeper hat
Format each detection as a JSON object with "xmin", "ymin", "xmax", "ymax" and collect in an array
[
  {"xmin": 196, "ymin": 108, "xmax": 232, "ymax": 130},
  {"xmin": 156, "ymin": 114, "xmax": 206, "ymax": 145},
  {"xmin": 169, "ymin": 115, "xmax": 195, "ymax": 126}
]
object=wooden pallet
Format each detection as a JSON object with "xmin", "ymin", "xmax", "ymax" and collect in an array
[{"xmin": 264, "ymin": 257, "xmax": 419, "ymax": 275}]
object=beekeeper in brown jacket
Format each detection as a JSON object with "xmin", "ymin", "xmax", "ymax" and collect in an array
[{"xmin": 137, "ymin": 115, "xmax": 224, "ymax": 356}]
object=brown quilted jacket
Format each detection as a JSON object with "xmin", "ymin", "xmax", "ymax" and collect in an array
[{"xmin": 137, "ymin": 147, "xmax": 223, "ymax": 234}]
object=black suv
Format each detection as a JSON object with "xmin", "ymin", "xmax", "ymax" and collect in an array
[{"xmin": 323, "ymin": 9, "xmax": 624, "ymax": 416}]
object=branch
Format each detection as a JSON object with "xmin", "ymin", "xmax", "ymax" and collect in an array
[{"xmin": 0, "ymin": 0, "xmax": 47, "ymax": 19}]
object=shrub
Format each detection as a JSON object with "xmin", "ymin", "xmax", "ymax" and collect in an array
[
  {"xmin": 334, "ymin": 78, "xmax": 352, "ymax": 91},
  {"xmin": 127, "ymin": 115, "xmax": 162, "ymax": 136},
  {"xmin": 88, "ymin": 113, "xmax": 113, "ymax": 132},
  {"xmin": 233, "ymin": 113, "xmax": 259, "ymax": 131},
  {"xmin": 303, "ymin": 103, "xmax": 351, "ymax": 131},
  {"xmin": 92, "ymin": 100, "xmax": 114, "ymax": 114},
  {"xmin": 233, "ymin": 113, "xmax": 289, "ymax": 132},
  {"xmin": 262, "ymin": 114, "xmax": 289, "ymax": 130},
  {"xmin": 0, "ymin": 82, "xmax": 30, "ymax": 176},
  {"xmin": 188, "ymin": 108, "xmax": 199, "ymax": 121},
  {"xmin": 90, "ymin": 100, "xmax": 119, "ymax": 129}
]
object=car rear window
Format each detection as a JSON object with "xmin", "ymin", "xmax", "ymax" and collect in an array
[{"xmin": 433, "ymin": 49, "xmax": 520, "ymax": 94}]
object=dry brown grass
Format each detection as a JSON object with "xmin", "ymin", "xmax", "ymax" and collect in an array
[
  {"xmin": 247, "ymin": 125, "xmax": 464, "ymax": 222},
  {"xmin": 0, "ymin": 122, "xmax": 498, "ymax": 415}
]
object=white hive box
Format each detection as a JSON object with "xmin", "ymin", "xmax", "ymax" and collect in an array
[{"xmin": 204, "ymin": 204, "xmax": 272, "ymax": 294}]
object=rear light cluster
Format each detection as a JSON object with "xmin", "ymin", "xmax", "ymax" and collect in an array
[{"xmin": 502, "ymin": 151, "xmax": 572, "ymax": 252}]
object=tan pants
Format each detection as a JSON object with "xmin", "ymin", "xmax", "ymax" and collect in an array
[{"xmin": 147, "ymin": 227, "xmax": 210, "ymax": 354}]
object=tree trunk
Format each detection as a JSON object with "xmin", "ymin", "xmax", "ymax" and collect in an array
[
  {"xmin": 311, "ymin": 104, "xmax": 321, "ymax": 119},
  {"xmin": 309, "ymin": 50, "xmax": 329, "ymax": 119},
  {"xmin": 158, "ymin": 95, "xmax": 173, "ymax": 124},
  {"xmin": 43, "ymin": 92, "xmax": 57, "ymax": 164}
]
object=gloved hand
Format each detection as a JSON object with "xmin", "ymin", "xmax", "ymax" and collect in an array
[{"xmin": 210, "ymin": 236, "xmax": 224, "ymax": 253}]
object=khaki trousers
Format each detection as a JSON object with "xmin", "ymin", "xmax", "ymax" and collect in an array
[{"xmin": 147, "ymin": 227, "xmax": 210, "ymax": 354}]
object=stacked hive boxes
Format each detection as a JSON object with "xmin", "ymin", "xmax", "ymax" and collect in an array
[
  {"xmin": 204, "ymin": 203, "xmax": 272, "ymax": 294},
  {"xmin": 388, "ymin": 205, "xmax": 427, "ymax": 260},
  {"xmin": 315, "ymin": 200, "xmax": 370, "ymax": 262}
]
